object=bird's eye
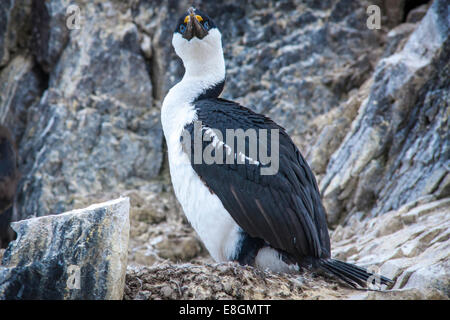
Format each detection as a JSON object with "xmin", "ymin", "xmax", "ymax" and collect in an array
[
  {"xmin": 203, "ymin": 21, "xmax": 209, "ymax": 30},
  {"xmin": 179, "ymin": 24, "xmax": 186, "ymax": 33}
]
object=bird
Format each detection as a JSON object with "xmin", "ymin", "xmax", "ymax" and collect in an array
[
  {"xmin": 161, "ymin": 7, "xmax": 392, "ymax": 288},
  {"xmin": 0, "ymin": 125, "xmax": 19, "ymax": 249}
]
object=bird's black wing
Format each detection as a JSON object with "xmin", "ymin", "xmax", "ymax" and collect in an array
[{"xmin": 182, "ymin": 98, "xmax": 331, "ymax": 261}]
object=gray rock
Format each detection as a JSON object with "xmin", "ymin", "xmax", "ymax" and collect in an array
[
  {"xmin": 31, "ymin": 0, "xmax": 70, "ymax": 73},
  {"xmin": 0, "ymin": 0, "xmax": 32, "ymax": 67},
  {"xmin": 320, "ymin": 0, "xmax": 450, "ymax": 224},
  {"xmin": 0, "ymin": 0, "xmax": 14, "ymax": 66},
  {"xmin": 381, "ymin": 23, "xmax": 417, "ymax": 58},
  {"xmin": 0, "ymin": 197, "xmax": 130, "ymax": 300},
  {"xmin": 332, "ymin": 198, "xmax": 450, "ymax": 299},
  {"xmin": 0, "ymin": 54, "xmax": 45, "ymax": 144},
  {"xmin": 16, "ymin": 1, "xmax": 163, "ymax": 219}
]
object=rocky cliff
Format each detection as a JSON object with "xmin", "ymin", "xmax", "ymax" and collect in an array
[{"xmin": 0, "ymin": 0, "xmax": 448, "ymax": 299}]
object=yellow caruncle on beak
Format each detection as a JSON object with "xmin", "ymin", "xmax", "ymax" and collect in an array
[{"xmin": 184, "ymin": 15, "xmax": 203, "ymax": 24}]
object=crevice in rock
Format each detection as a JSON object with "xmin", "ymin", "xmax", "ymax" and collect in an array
[
  {"xmin": 403, "ymin": 0, "xmax": 430, "ymax": 22},
  {"xmin": 30, "ymin": 0, "xmax": 50, "ymax": 72},
  {"xmin": 132, "ymin": 21, "xmax": 161, "ymax": 105},
  {"xmin": 139, "ymin": 50, "xmax": 159, "ymax": 104},
  {"xmin": 31, "ymin": 60, "xmax": 49, "ymax": 96},
  {"xmin": 398, "ymin": 270, "xmax": 414, "ymax": 289},
  {"xmin": 149, "ymin": 53, "xmax": 165, "ymax": 103}
]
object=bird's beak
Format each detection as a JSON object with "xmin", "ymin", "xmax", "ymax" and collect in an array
[{"xmin": 183, "ymin": 8, "xmax": 208, "ymax": 41}]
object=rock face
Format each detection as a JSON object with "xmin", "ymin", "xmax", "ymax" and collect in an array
[
  {"xmin": 0, "ymin": 0, "xmax": 32, "ymax": 67},
  {"xmin": 10, "ymin": 0, "xmax": 163, "ymax": 218},
  {"xmin": 333, "ymin": 198, "xmax": 450, "ymax": 299},
  {"xmin": 320, "ymin": 0, "xmax": 450, "ymax": 223},
  {"xmin": 0, "ymin": 0, "xmax": 448, "ymax": 300},
  {"xmin": 0, "ymin": 197, "xmax": 130, "ymax": 300}
]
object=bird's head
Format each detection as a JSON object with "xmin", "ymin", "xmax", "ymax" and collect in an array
[{"xmin": 172, "ymin": 7, "xmax": 224, "ymax": 75}]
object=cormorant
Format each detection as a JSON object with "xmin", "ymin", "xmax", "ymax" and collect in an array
[{"xmin": 161, "ymin": 7, "xmax": 392, "ymax": 288}]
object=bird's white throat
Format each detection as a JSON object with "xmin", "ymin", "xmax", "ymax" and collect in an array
[
  {"xmin": 162, "ymin": 28, "xmax": 226, "ymax": 137},
  {"xmin": 171, "ymin": 28, "xmax": 225, "ymax": 97}
]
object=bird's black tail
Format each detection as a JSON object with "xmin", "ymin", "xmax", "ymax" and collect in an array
[{"xmin": 318, "ymin": 258, "xmax": 393, "ymax": 289}]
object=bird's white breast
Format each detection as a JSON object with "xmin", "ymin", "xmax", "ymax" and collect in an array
[{"xmin": 161, "ymin": 87, "xmax": 241, "ymax": 262}]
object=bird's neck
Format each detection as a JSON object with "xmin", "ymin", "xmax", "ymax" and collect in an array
[
  {"xmin": 161, "ymin": 50, "xmax": 226, "ymax": 135},
  {"xmin": 182, "ymin": 53, "xmax": 226, "ymax": 99}
]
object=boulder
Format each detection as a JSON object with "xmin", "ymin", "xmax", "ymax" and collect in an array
[{"xmin": 0, "ymin": 197, "xmax": 130, "ymax": 300}]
